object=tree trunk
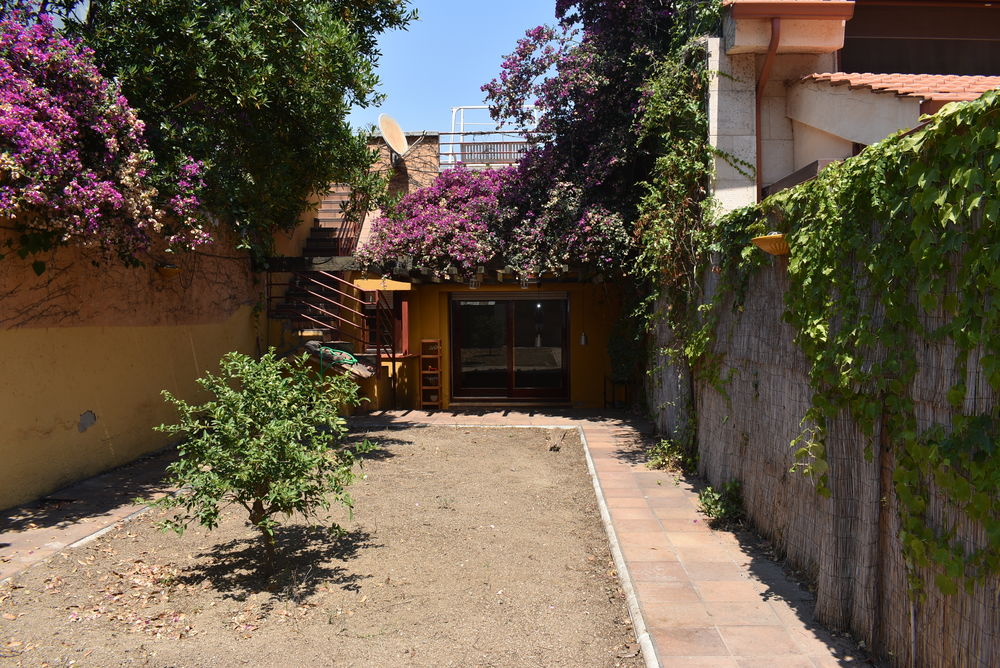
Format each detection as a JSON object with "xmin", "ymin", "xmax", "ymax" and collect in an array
[{"xmin": 249, "ymin": 499, "xmax": 276, "ymax": 578}]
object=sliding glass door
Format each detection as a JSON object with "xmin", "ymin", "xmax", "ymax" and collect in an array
[{"xmin": 451, "ymin": 295, "xmax": 568, "ymax": 399}]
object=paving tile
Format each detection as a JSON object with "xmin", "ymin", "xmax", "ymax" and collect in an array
[
  {"xmin": 767, "ymin": 601, "xmax": 821, "ymax": 631},
  {"xmin": 659, "ymin": 517, "xmax": 711, "ymax": 532},
  {"xmin": 584, "ymin": 444, "xmax": 620, "ymax": 453},
  {"xmin": 682, "ymin": 560, "xmax": 747, "ymax": 581},
  {"xmin": 663, "ymin": 658, "xmax": 739, "ymax": 668},
  {"xmin": 641, "ymin": 485, "xmax": 692, "ymax": 498},
  {"xmin": 809, "ymin": 652, "xmax": 870, "ymax": 666},
  {"xmin": 644, "ymin": 494, "xmax": 698, "ymax": 507},
  {"xmin": 598, "ymin": 471, "xmax": 643, "ymax": 485},
  {"xmin": 609, "ymin": 507, "xmax": 658, "ymax": 521},
  {"xmin": 704, "ymin": 601, "xmax": 782, "ymax": 626},
  {"xmin": 605, "ymin": 497, "xmax": 650, "ymax": 508},
  {"xmin": 784, "ymin": 624, "xmax": 848, "ymax": 656},
  {"xmin": 642, "ymin": 602, "xmax": 712, "ymax": 628},
  {"xmin": 615, "ymin": 531, "xmax": 674, "ymax": 550},
  {"xmin": 628, "ymin": 560, "xmax": 689, "ymax": 583},
  {"xmin": 755, "ymin": 578, "xmax": 817, "ymax": 603},
  {"xmin": 634, "ymin": 472, "xmax": 680, "ymax": 487},
  {"xmin": 620, "ymin": 542, "xmax": 679, "ymax": 562},
  {"xmin": 651, "ymin": 626, "xmax": 731, "ymax": 657},
  {"xmin": 735, "ymin": 657, "xmax": 815, "ymax": 668},
  {"xmin": 592, "ymin": 459, "xmax": 637, "ymax": 471},
  {"xmin": 652, "ymin": 505, "xmax": 703, "ymax": 519},
  {"xmin": 694, "ymin": 580, "xmax": 766, "ymax": 602},
  {"xmin": 602, "ymin": 486, "xmax": 648, "ymax": 498},
  {"xmin": 612, "ymin": 519, "xmax": 664, "ymax": 533},
  {"xmin": 635, "ymin": 581, "xmax": 703, "ymax": 603},
  {"xmin": 718, "ymin": 625, "xmax": 802, "ymax": 656},
  {"xmin": 667, "ymin": 531, "xmax": 726, "ymax": 548},
  {"xmin": 676, "ymin": 546, "xmax": 745, "ymax": 563}
]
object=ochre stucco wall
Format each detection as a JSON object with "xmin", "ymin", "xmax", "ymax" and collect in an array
[
  {"xmin": 0, "ymin": 232, "xmax": 259, "ymax": 510},
  {"xmin": 272, "ymin": 192, "xmax": 320, "ymax": 258},
  {"xmin": 405, "ymin": 281, "xmax": 620, "ymax": 409}
]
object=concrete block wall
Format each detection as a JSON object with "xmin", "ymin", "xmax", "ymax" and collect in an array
[
  {"xmin": 0, "ymin": 232, "xmax": 258, "ymax": 510},
  {"xmin": 708, "ymin": 37, "xmax": 838, "ymax": 207},
  {"xmin": 707, "ymin": 37, "xmax": 757, "ymax": 214}
]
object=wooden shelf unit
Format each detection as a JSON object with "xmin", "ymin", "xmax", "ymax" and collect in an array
[{"xmin": 419, "ymin": 339, "xmax": 442, "ymax": 409}]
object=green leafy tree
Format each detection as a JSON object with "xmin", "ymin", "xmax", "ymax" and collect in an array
[
  {"xmin": 62, "ymin": 0, "xmax": 413, "ymax": 257},
  {"xmin": 152, "ymin": 349, "xmax": 373, "ymax": 577}
]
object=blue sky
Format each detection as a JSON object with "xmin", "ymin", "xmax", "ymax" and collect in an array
[{"xmin": 348, "ymin": 0, "xmax": 558, "ymax": 134}]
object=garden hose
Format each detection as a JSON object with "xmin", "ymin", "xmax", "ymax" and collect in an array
[{"xmin": 318, "ymin": 345, "xmax": 359, "ymax": 377}]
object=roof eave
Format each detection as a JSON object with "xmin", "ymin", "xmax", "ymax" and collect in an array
[{"xmin": 727, "ymin": 1, "xmax": 856, "ymax": 21}]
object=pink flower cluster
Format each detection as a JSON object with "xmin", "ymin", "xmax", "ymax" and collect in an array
[
  {"xmin": 357, "ymin": 163, "xmax": 629, "ymax": 279},
  {"xmin": 0, "ymin": 13, "xmax": 208, "ymax": 259},
  {"xmin": 357, "ymin": 165, "xmax": 512, "ymax": 279},
  {"xmin": 475, "ymin": 0, "xmax": 687, "ymax": 276}
]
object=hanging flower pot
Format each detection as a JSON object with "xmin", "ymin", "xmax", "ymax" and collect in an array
[
  {"xmin": 156, "ymin": 263, "xmax": 182, "ymax": 279},
  {"xmin": 751, "ymin": 233, "xmax": 789, "ymax": 256}
]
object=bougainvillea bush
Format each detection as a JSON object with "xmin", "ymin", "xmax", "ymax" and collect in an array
[
  {"xmin": 357, "ymin": 162, "xmax": 631, "ymax": 279},
  {"xmin": 72, "ymin": 0, "xmax": 413, "ymax": 260},
  {"xmin": 0, "ymin": 12, "xmax": 207, "ymax": 263},
  {"xmin": 357, "ymin": 165, "xmax": 512, "ymax": 279}
]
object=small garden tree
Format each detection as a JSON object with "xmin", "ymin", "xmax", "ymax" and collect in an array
[{"xmin": 152, "ymin": 349, "xmax": 372, "ymax": 577}]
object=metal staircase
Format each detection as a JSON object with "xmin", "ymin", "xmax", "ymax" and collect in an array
[
  {"xmin": 267, "ymin": 270, "xmax": 395, "ymax": 358},
  {"xmin": 266, "ymin": 184, "xmax": 398, "ymax": 404}
]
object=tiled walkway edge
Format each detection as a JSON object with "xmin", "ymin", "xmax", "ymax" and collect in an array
[{"xmin": 576, "ymin": 423, "xmax": 659, "ymax": 668}]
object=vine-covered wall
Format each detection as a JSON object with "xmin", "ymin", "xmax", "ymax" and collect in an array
[{"xmin": 678, "ymin": 92, "xmax": 1000, "ymax": 666}]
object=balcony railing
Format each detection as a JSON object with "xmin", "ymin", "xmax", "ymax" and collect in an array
[{"xmin": 439, "ymin": 131, "xmax": 534, "ymax": 170}]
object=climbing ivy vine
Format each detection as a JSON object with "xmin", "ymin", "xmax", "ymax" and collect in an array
[{"xmin": 707, "ymin": 90, "xmax": 1000, "ymax": 596}]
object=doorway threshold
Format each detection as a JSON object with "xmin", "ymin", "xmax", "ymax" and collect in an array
[{"xmin": 448, "ymin": 399, "xmax": 572, "ymax": 408}]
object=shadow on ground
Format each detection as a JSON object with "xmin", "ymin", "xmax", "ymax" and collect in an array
[
  {"xmin": 345, "ymin": 433, "xmax": 416, "ymax": 462},
  {"xmin": 728, "ymin": 525, "xmax": 873, "ymax": 664},
  {"xmin": 624, "ymin": 441, "xmax": 871, "ymax": 665},
  {"xmin": 0, "ymin": 449, "xmax": 176, "ymax": 534},
  {"xmin": 610, "ymin": 430, "xmax": 656, "ymax": 467},
  {"xmin": 353, "ymin": 408, "xmax": 656, "ymax": 432},
  {"xmin": 175, "ymin": 526, "xmax": 378, "ymax": 604}
]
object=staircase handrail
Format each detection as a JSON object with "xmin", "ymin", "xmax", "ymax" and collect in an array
[{"xmin": 295, "ymin": 278, "xmax": 368, "ymax": 320}]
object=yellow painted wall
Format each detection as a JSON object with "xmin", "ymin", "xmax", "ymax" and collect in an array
[
  {"xmin": 406, "ymin": 282, "xmax": 620, "ymax": 409},
  {"xmin": 0, "ymin": 307, "xmax": 257, "ymax": 510},
  {"xmin": 272, "ymin": 192, "xmax": 319, "ymax": 258},
  {"xmin": 0, "ymin": 230, "xmax": 259, "ymax": 511},
  {"xmin": 355, "ymin": 356, "xmax": 419, "ymax": 411}
]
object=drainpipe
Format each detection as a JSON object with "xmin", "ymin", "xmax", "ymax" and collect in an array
[{"xmin": 755, "ymin": 17, "xmax": 781, "ymax": 201}]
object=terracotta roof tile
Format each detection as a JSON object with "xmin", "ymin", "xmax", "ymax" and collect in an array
[{"xmin": 803, "ymin": 72, "xmax": 1000, "ymax": 102}]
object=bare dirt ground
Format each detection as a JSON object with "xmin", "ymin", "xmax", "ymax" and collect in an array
[{"xmin": 0, "ymin": 426, "xmax": 641, "ymax": 667}]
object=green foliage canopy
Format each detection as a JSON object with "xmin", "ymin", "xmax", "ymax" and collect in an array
[
  {"xmin": 69, "ymin": 0, "xmax": 414, "ymax": 256},
  {"xmin": 706, "ymin": 91, "xmax": 1000, "ymax": 596}
]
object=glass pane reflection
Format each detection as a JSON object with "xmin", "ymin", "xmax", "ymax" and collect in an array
[
  {"xmin": 456, "ymin": 301, "xmax": 507, "ymax": 390},
  {"xmin": 513, "ymin": 300, "xmax": 565, "ymax": 389}
]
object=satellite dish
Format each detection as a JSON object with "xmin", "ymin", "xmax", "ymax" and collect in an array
[{"xmin": 378, "ymin": 113, "xmax": 410, "ymax": 159}]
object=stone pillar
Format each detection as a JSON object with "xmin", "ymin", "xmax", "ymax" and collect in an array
[{"xmin": 706, "ymin": 37, "xmax": 757, "ymax": 215}]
